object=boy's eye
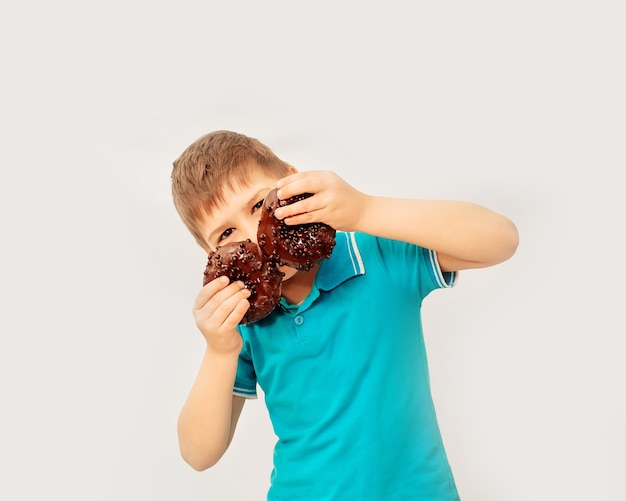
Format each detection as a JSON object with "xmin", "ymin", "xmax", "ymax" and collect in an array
[
  {"xmin": 252, "ymin": 199, "xmax": 264, "ymax": 213},
  {"xmin": 219, "ymin": 228, "xmax": 234, "ymax": 242}
]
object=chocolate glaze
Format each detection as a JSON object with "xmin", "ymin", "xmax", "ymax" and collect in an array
[
  {"xmin": 203, "ymin": 240, "xmax": 283, "ymax": 325},
  {"xmin": 257, "ymin": 188, "xmax": 336, "ymax": 271}
]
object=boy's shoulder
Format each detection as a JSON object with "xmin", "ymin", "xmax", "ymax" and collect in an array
[
  {"xmin": 316, "ymin": 231, "xmax": 418, "ymax": 288},
  {"xmin": 329, "ymin": 231, "xmax": 456, "ymax": 294}
]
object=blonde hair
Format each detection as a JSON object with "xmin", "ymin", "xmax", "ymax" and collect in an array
[{"xmin": 171, "ymin": 130, "xmax": 291, "ymax": 247}]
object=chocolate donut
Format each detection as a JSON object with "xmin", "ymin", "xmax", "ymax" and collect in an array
[
  {"xmin": 203, "ymin": 239, "xmax": 283, "ymax": 325},
  {"xmin": 257, "ymin": 188, "xmax": 336, "ymax": 271}
]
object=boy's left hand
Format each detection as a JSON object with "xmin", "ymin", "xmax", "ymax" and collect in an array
[{"xmin": 274, "ymin": 170, "xmax": 367, "ymax": 231}]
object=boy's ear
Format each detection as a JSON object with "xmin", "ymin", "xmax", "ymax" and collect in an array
[{"xmin": 287, "ymin": 165, "xmax": 298, "ymax": 175}]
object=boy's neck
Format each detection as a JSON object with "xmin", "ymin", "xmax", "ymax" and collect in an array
[{"xmin": 280, "ymin": 265, "xmax": 319, "ymax": 306}]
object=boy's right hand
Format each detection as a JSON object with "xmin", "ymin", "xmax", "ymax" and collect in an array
[{"xmin": 192, "ymin": 276, "xmax": 250, "ymax": 356}]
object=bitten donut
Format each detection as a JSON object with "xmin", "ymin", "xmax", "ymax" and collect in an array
[
  {"xmin": 203, "ymin": 239, "xmax": 283, "ymax": 325},
  {"xmin": 257, "ymin": 188, "xmax": 336, "ymax": 271}
]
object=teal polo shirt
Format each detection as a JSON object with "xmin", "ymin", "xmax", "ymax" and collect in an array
[{"xmin": 235, "ymin": 232, "xmax": 460, "ymax": 501}]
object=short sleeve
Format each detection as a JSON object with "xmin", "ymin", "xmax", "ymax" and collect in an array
[
  {"xmin": 233, "ymin": 342, "xmax": 258, "ymax": 399},
  {"xmin": 421, "ymin": 247, "xmax": 458, "ymax": 293},
  {"xmin": 364, "ymin": 234, "xmax": 457, "ymax": 300}
]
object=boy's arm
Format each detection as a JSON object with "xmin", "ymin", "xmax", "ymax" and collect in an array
[
  {"xmin": 353, "ymin": 197, "xmax": 518, "ymax": 271},
  {"xmin": 275, "ymin": 171, "xmax": 519, "ymax": 271},
  {"xmin": 177, "ymin": 350, "xmax": 245, "ymax": 470},
  {"xmin": 177, "ymin": 277, "xmax": 251, "ymax": 470}
]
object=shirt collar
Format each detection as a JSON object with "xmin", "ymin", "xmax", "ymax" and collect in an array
[
  {"xmin": 277, "ymin": 231, "xmax": 366, "ymax": 313},
  {"xmin": 315, "ymin": 231, "xmax": 366, "ymax": 291}
]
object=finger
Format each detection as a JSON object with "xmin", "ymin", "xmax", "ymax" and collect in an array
[
  {"xmin": 194, "ymin": 277, "xmax": 245, "ymax": 313},
  {"xmin": 193, "ymin": 275, "xmax": 230, "ymax": 310},
  {"xmin": 276, "ymin": 170, "xmax": 314, "ymax": 190},
  {"xmin": 222, "ymin": 298, "xmax": 251, "ymax": 330},
  {"xmin": 208, "ymin": 284, "xmax": 250, "ymax": 322},
  {"xmin": 282, "ymin": 207, "xmax": 327, "ymax": 226},
  {"xmin": 276, "ymin": 171, "xmax": 325, "ymax": 200},
  {"xmin": 276, "ymin": 181, "xmax": 314, "ymax": 202},
  {"xmin": 214, "ymin": 288, "xmax": 250, "ymax": 318},
  {"xmin": 274, "ymin": 194, "xmax": 320, "ymax": 220},
  {"xmin": 199, "ymin": 288, "xmax": 250, "ymax": 326}
]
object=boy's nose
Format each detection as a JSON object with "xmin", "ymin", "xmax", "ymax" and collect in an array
[{"xmin": 241, "ymin": 218, "xmax": 261, "ymax": 244}]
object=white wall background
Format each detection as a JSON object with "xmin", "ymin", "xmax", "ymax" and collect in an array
[{"xmin": 1, "ymin": 1, "xmax": 624, "ymax": 500}]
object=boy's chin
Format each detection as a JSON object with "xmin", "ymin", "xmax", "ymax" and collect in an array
[{"xmin": 279, "ymin": 265, "xmax": 299, "ymax": 282}]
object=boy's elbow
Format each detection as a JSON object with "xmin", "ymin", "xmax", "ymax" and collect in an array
[
  {"xmin": 496, "ymin": 217, "xmax": 519, "ymax": 263},
  {"xmin": 178, "ymin": 428, "xmax": 227, "ymax": 472},
  {"xmin": 180, "ymin": 446, "xmax": 222, "ymax": 472},
  {"xmin": 186, "ymin": 458, "xmax": 215, "ymax": 472},
  {"xmin": 177, "ymin": 412, "xmax": 231, "ymax": 471}
]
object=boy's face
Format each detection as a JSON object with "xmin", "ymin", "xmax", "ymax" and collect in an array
[{"xmin": 197, "ymin": 167, "xmax": 299, "ymax": 282}]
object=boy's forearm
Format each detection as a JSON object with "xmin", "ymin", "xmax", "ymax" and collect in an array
[
  {"xmin": 177, "ymin": 347, "xmax": 239, "ymax": 470},
  {"xmin": 355, "ymin": 196, "xmax": 518, "ymax": 266}
]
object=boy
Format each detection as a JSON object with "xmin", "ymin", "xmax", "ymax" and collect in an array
[{"xmin": 171, "ymin": 130, "xmax": 518, "ymax": 500}]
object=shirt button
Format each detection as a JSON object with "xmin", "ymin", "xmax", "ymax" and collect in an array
[{"xmin": 294, "ymin": 315, "xmax": 304, "ymax": 326}]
